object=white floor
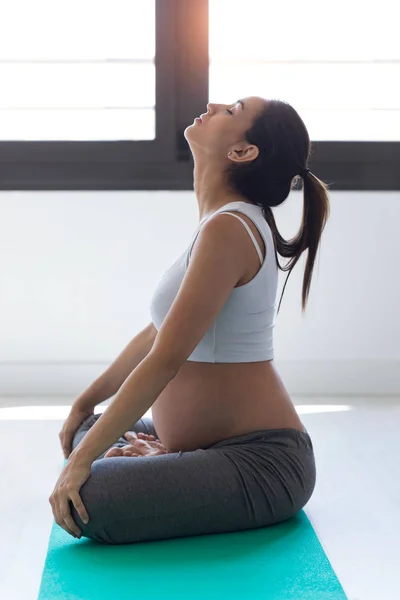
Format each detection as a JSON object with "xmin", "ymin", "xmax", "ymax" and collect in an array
[{"xmin": 0, "ymin": 397, "xmax": 399, "ymax": 600}]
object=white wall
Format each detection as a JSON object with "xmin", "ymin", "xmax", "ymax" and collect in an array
[{"xmin": 1, "ymin": 189, "xmax": 399, "ymax": 399}]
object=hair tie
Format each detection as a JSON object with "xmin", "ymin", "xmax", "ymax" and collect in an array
[{"xmin": 300, "ymin": 168, "xmax": 311, "ymax": 178}]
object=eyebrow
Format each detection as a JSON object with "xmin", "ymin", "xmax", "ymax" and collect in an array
[{"xmin": 236, "ymin": 99, "xmax": 245, "ymax": 110}]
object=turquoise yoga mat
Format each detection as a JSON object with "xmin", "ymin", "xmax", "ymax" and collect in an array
[{"xmin": 38, "ymin": 509, "xmax": 347, "ymax": 600}]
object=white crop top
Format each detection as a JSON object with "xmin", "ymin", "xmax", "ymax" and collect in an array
[{"xmin": 150, "ymin": 201, "xmax": 278, "ymax": 362}]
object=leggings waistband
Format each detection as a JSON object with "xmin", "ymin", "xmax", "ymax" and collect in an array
[{"xmin": 207, "ymin": 426, "xmax": 313, "ymax": 451}]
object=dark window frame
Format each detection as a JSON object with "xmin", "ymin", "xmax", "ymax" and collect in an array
[{"xmin": 0, "ymin": 0, "xmax": 398, "ymax": 191}]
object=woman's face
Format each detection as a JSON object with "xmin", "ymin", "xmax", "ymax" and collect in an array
[{"xmin": 184, "ymin": 95, "xmax": 267, "ymax": 161}]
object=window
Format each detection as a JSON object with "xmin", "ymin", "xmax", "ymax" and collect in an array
[
  {"xmin": 209, "ymin": 0, "xmax": 399, "ymax": 142},
  {"xmin": 0, "ymin": 0, "xmax": 398, "ymax": 191},
  {"xmin": 0, "ymin": 0, "xmax": 156, "ymax": 142},
  {"xmin": 0, "ymin": 0, "xmax": 198, "ymax": 190}
]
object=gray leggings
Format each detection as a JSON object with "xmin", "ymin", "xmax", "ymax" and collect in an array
[{"xmin": 70, "ymin": 413, "xmax": 316, "ymax": 545}]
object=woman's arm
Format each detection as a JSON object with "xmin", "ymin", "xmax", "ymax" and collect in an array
[
  {"xmin": 68, "ymin": 214, "xmax": 247, "ymax": 469},
  {"xmin": 74, "ymin": 322, "xmax": 158, "ymax": 412},
  {"xmin": 69, "ymin": 352, "xmax": 177, "ymax": 467}
]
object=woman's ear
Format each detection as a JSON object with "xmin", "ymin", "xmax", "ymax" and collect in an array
[{"xmin": 228, "ymin": 145, "xmax": 259, "ymax": 163}]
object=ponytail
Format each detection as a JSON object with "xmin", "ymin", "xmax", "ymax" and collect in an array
[
  {"xmin": 224, "ymin": 97, "xmax": 331, "ymax": 313},
  {"xmin": 263, "ymin": 171, "xmax": 331, "ymax": 314}
]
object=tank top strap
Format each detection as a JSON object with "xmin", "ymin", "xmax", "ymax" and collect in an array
[{"xmin": 212, "ymin": 211, "xmax": 264, "ymax": 264}]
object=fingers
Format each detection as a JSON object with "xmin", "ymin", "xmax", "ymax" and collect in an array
[
  {"xmin": 70, "ymin": 491, "xmax": 89, "ymax": 525},
  {"xmin": 60, "ymin": 496, "xmax": 82, "ymax": 538},
  {"xmin": 50, "ymin": 495, "xmax": 81, "ymax": 538}
]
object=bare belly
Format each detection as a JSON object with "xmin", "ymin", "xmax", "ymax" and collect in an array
[{"xmin": 152, "ymin": 359, "xmax": 305, "ymax": 452}]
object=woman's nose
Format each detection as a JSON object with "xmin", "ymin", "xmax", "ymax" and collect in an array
[{"xmin": 206, "ymin": 103, "xmax": 224, "ymax": 114}]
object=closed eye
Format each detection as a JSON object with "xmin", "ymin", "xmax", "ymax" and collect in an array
[{"xmin": 226, "ymin": 109, "xmax": 233, "ymax": 115}]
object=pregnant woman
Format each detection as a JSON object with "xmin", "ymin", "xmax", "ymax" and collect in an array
[{"xmin": 49, "ymin": 96, "xmax": 330, "ymax": 544}]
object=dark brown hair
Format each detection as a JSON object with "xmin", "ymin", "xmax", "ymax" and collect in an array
[{"xmin": 224, "ymin": 99, "xmax": 331, "ymax": 314}]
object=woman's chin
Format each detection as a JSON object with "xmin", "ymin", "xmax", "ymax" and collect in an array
[{"xmin": 184, "ymin": 125, "xmax": 197, "ymax": 140}]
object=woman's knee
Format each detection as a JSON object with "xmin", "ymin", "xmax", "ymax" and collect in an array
[
  {"xmin": 83, "ymin": 413, "xmax": 101, "ymax": 429},
  {"xmin": 69, "ymin": 459, "xmax": 118, "ymax": 543}
]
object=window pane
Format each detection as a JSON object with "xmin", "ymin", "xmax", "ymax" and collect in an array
[
  {"xmin": 0, "ymin": 0, "xmax": 155, "ymax": 141},
  {"xmin": 209, "ymin": 0, "xmax": 399, "ymax": 141}
]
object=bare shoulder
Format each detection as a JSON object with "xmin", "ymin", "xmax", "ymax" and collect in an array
[
  {"xmin": 194, "ymin": 212, "xmax": 249, "ymax": 280},
  {"xmin": 202, "ymin": 211, "xmax": 266, "ymax": 283},
  {"xmin": 149, "ymin": 213, "xmax": 250, "ymax": 370}
]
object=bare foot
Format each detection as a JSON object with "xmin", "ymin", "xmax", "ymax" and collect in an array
[
  {"xmin": 104, "ymin": 431, "xmax": 167, "ymax": 458},
  {"xmin": 137, "ymin": 432, "xmax": 157, "ymax": 442}
]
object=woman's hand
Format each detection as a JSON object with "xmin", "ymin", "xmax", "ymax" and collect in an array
[
  {"xmin": 104, "ymin": 431, "xmax": 168, "ymax": 458},
  {"xmin": 49, "ymin": 458, "xmax": 91, "ymax": 538},
  {"xmin": 59, "ymin": 406, "xmax": 94, "ymax": 459}
]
